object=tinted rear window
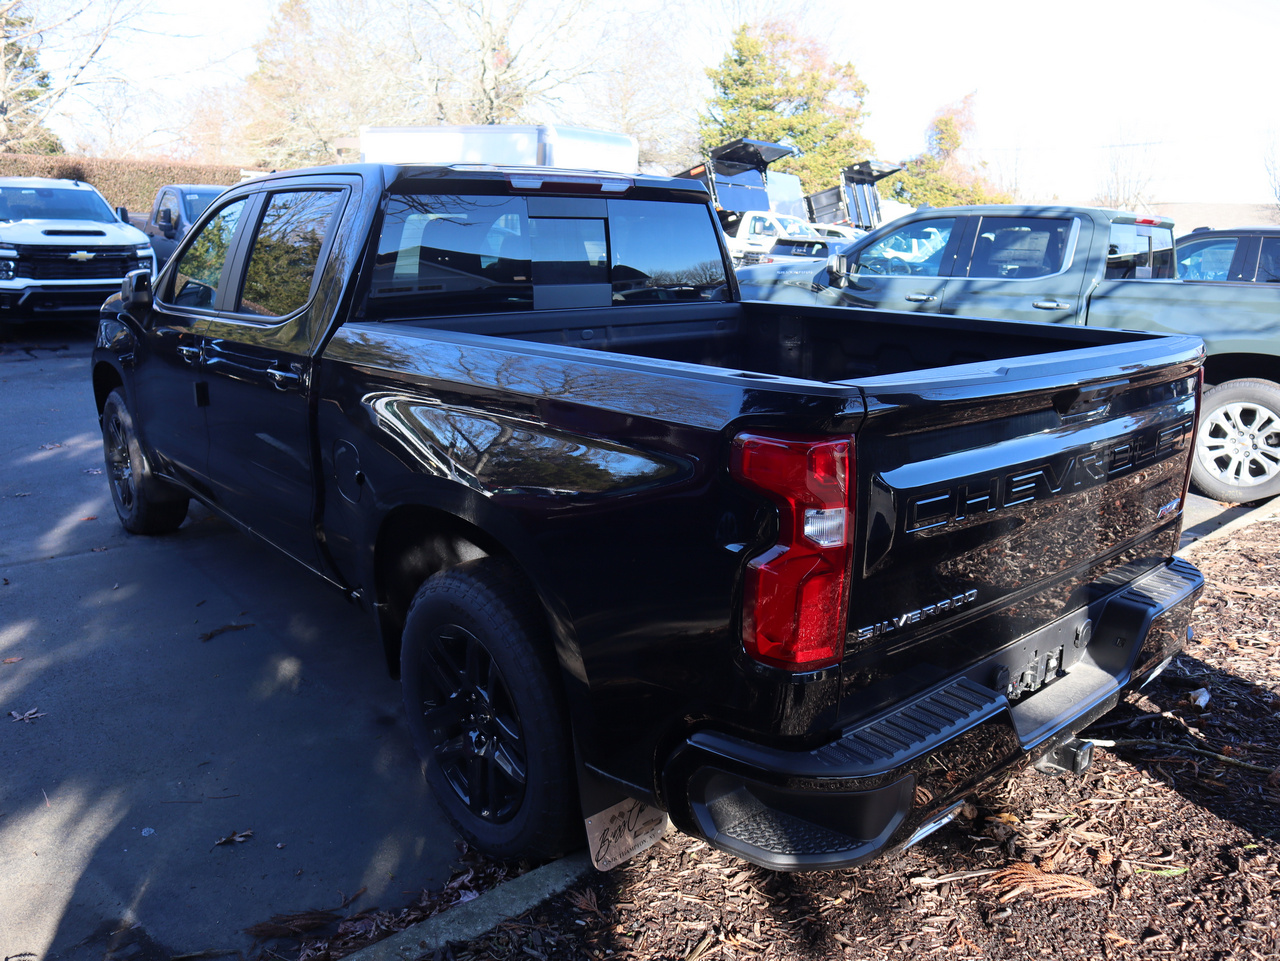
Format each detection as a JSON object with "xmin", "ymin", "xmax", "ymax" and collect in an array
[{"xmin": 364, "ymin": 194, "xmax": 728, "ymax": 318}]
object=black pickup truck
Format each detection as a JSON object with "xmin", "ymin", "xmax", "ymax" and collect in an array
[{"xmin": 92, "ymin": 164, "xmax": 1204, "ymax": 872}]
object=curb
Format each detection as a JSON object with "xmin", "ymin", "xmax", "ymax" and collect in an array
[
  {"xmin": 1177, "ymin": 493, "xmax": 1280, "ymax": 556},
  {"xmin": 340, "ymin": 851, "xmax": 595, "ymax": 961}
]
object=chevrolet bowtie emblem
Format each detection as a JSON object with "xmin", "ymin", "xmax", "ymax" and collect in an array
[{"xmin": 68, "ymin": 250, "xmax": 95, "ymax": 262}]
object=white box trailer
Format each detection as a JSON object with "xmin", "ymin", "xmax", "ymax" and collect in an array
[{"xmin": 359, "ymin": 125, "xmax": 639, "ymax": 173}]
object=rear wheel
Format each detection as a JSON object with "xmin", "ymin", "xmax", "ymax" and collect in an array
[
  {"xmin": 101, "ymin": 388, "xmax": 189, "ymax": 534},
  {"xmin": 400, "ymin": 560, "xmax": 580, "ymax": 860},
  {"xmin": 1191, "ymin": 378, "xmax": 1280, "ymax": 504}
]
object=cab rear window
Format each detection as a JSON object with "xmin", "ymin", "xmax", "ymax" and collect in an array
[
  {"xmin": 364, "ymin": 194, "xmax": 728, "ymax": 318},
  {"xmin": 1107, "ymin": 223, "xmax": 1175, "ymax": 279}
]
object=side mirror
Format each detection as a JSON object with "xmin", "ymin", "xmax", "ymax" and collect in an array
[
  {"xmin": 122, "ymin": 269, "xmax": 153, "ymax": 310},
  {"xmin": 157, "ymin": 208, "xmax": 176, "ymax": 239},
  {"xmin": 827, "ymin": 253, "xmax": 852, "ymax": 287},
  {"xmin": 116, "ymin": 206, "xmax": 129, "ymax": 223}
]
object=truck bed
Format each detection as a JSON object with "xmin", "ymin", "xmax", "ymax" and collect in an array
[{"xmin": 420, "ymin": 299, "xmax": 1199, "ymax": 385}]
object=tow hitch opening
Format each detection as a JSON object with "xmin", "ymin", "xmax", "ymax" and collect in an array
[{"xmin": 1033, "ymin": 737, "xmax": 1095, "ymax": 776}]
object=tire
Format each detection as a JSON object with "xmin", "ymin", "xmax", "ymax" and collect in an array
[
  {"xmin": 1190, "ymin": 378, "xmax": 1280, "ymax": 504},
  {"xmin": 100, "ymin": 388, "xmax": 190, "ymax": 534},
  {"xmin": 400, "ymin": 560, "xmax": 581, "ymax": 861}
]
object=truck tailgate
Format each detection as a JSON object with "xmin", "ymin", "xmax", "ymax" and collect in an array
[{"xmin": 840, "ymin": 336, "xmax": 1203, "ymax": 723}]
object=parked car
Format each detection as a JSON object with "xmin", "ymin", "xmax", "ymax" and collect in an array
[
  {"xmin": 812, "ymin": 223, "xmax": 865, "ymax": 241},
  {"xmin": 0, "ymin": 177, "xmax": 155, "ymax": 323},
  {"xmin": 93, "ymin": 165, "xmax": 1203, "ymax": 873},
  {"xmin": 1175, "ymin": 226, "xmax": 1280, "ymax": 283},
  {"xmin": 723, "ymin": 210, "xmax": 827, "ymax": 265},
  {"xmin": 130, "ymin": 184, "xmax": 227, "ymax": 266},
  {"xmin": 738, "ymin": 204, "xmax": 1280, "ymax": 504}
]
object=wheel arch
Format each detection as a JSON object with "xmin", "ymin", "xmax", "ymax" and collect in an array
[
  {"xmin": 1201, "ymin": 352, "xmax": 1280, "ymax": 390},
  {"xmin": 370, "ymin": 503, "xmax": 571, "ymax": 682},
  {"xmin": 92, "ymin": 361, "xmax": 125, "ymax": 415}
]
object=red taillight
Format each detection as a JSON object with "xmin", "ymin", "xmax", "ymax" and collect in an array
[{"xmin": 730, "ymin": 432, "xmax": 854, "ymax": 671}]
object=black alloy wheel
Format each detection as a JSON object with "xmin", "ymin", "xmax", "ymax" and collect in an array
[
  {"xmin": 400, "ymin": 560, "xmax": 580, "ymax": 860},
  {"xmin": 100, "ymin": 388, "xmax": 189, "ymax": 534},
  {"xmin": 419, "ymin": 621, "xmax": 527, "ymax": 823}
]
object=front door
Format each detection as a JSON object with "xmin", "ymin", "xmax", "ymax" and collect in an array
[
  {"xmin": 133, "ymin": 195, "xmax": 254, "ymax": 494},
  {"xmin": 836, "ymin": 215, "xmax": 959, "ymax": 312},
  {"xmin": 198, "ymin": 187, "xmax": 346, "ymax": 570}
]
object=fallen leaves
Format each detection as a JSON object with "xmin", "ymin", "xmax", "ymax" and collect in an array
[
  {"xmin": 215, "ymin": 829, "xmax": 254, "ymax": 847},
  {"xmin": 9, "ymin": 708, "xmax": 47, "ymax": 723},
  {"xmin": 246, "ymin": 911, "xmax": 339, "ymax": 941},
  {"xmin": 3, "ymin": 657, "xmax": 22, "ymax": 665},
  {"xmin": 982, "ymin": 862, "xmax": 1103, "ymax": 902}
]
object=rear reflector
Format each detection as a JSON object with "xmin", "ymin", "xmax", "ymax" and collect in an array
[{"xmin": 731, "ymin": 432, "xmax": 854, "ymax": 671}]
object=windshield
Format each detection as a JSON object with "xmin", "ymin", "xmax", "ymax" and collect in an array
[
  {"xmin": 0, "ymin": 185, "xmax": 116, "ymax": 223},
  {"xmin": 776, "ymin": 216, "xmax": 818, "ymax": 239},
  {"xmin": 183, "ymin": 188, "xmax": 225, "ymax": 220}
]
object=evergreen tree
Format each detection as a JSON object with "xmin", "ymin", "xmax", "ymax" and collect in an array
[
  {"xmin": 0, "ymin": 8, "xmax": 64, "ymax": 153},
  {"xmin": 700, "ymin": 23, "xmax": 872, "ymax": 194}
]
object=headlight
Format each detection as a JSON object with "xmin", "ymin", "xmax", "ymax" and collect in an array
[
  {"xmin": 0, "ymin": 260, "xmax": 13, "ymax": 281},
  {"xmin": 135, "ymin": 244, "xmax": 154, "ymax": 257}
]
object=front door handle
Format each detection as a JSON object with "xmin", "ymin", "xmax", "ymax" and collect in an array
[
  {"xmin": 267, "ymin": 366, "xmax": 301, "ymax": 390},
  {"xmin": 177, "ymin": 345, "xmax": 200, "ymax": 364},
  {"xmin": 1033, "ymin": 300, "xmax": 1071, "ymax": 310},
  {"xmin": 905, "ymin": 292, "xmax": 937, "ymax": 303}
]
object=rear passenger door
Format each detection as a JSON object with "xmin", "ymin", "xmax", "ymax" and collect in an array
[
  {"xmin": 198, "ymin": 182, "xmax": 349, "ymax": 570},
  {"xmin": 940, "ymin": 214, "xmax": 1091, "ymax": 324}
]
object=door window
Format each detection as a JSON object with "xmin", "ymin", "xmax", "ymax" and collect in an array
[
  {"xmin": 1255, "ymin": 237, "xmax": 1280, "ymax": 283},
  {"xmin": 238, "ymin": 190, "xmax": 343, "ymax": 318},
  {"xmin": 1176, "ymin": 236, "xmax": 1239, "ymax": 281},
  {"xmin": 169, "ymin": 198, "xmax": 249, "ymax": 310},
  {"xmin": 854, "ymin": 218, "xmax": 956, "ymax": 276},
  {"xmin": 967, "ymin": 217, "xmax": 1072, "ymax": 278}
]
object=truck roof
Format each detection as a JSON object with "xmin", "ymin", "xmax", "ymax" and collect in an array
[
  {"xmin": 0, "ymin": 176, "xmax": 105, "ymax": 192},
  {"xmin": 237, "ymin": 162, "xmax": 714, "ymax": 202},
  {"xmin": 902, "ymin": 203, "xmax": 1175, "ymax": 229}
]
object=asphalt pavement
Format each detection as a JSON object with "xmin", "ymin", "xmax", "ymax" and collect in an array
[{"xmin": 0, "ymin": 325, "xmax": 461, "ymax": 961}]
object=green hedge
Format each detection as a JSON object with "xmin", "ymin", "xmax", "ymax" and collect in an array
[{"xmin": 0, "ymin": 154, "xmax": 264, "ymax": 217}]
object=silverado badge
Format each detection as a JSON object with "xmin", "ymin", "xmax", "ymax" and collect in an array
[{"xmin": 68, "ymin": 251, "xmax": 95, "ymax": 262}]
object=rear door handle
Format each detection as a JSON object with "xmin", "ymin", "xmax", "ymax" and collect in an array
[
  {"xmin": 267, "ymin": 366, "xmax": 301, "ymax": 390},
  {"xmin": 177, "ymin": 345, "xmax": 200, "ymax": 364},
  {"xmin": 1033, "ymin": 300, "xmax": 1070, "ymax": 310},
  {"xmin": 905, "ymin": 293, "xmax": 937, "ymax": 303}
]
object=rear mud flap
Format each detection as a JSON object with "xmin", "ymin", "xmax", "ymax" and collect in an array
[{"xmin": 576, "ymin": 749, "xmax": 669, "ymax": 871}]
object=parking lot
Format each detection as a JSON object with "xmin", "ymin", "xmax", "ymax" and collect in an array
[{"xmin": 0, "ymin": 324, "xmax": 461, "ymax": 960}]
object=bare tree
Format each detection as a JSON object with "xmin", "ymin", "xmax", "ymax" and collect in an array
[
  {"xmin": 1093, "ymin": 142, "xmax": 1158, "ymax": 212},
  {"xmin": 0, "ymin": 0, "xmax": 141, "ymax": 152},
  {"xmin": 1265, "ymin": 135, "xmax": 1280, "ymax": 216},
  {"xmin": 572, "ymin": 4, "xmax": 702, "ymax": 171},
  {"xmin": 412, "ymin": 0, "xmax": 600, "ymax": 124}
]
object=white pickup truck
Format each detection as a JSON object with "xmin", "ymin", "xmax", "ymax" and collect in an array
[
  {"xmin": 0, "ymin": 177, "xmax": 155, "ymax": 323},
  {"xmin": 722, "ymin": 210, "xmax": 828, "ymax": 266}
]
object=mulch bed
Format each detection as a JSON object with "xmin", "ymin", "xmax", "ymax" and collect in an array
[{"xmin": 252, "ymin": 515, "xmax": 1280, "ymax": 961}]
